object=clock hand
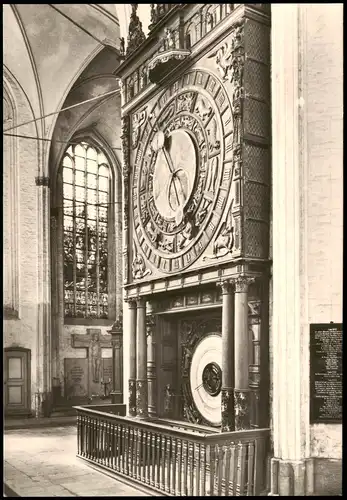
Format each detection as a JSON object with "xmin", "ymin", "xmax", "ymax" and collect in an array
[
  {"xmin": 194, "ymin": 382, "xmax": 204, "ymax": 391},
  {"xmin": 162, "ymin": 146, "xmax": 175, "ymax": 174},
  {"xmin": 163, "ymin": 148, "xmax": 183, "ymax": 210}
]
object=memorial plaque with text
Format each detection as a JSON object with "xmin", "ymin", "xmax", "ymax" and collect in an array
[
  {"xmin": 102, "ymin": 358, "xmax": 113, "ymax": 383},
  {"xmin": 64, "ymin": 358, "xmax": 88, "ymax": 399},
  {"xmin": 310, "ymin": 323, "xmax": 342, "ymax": 424}
]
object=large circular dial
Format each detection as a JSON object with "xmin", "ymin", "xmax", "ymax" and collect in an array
[
  {"xmin": 132, "ymin": 69, "xmax": 234, "ymax": 274},
  {"xmin": 190, "ymin": 334, "xmax": 222, "ymax": 426}
]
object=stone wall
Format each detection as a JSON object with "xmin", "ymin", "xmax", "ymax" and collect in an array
[
  {"xmin": 3, "ymin": 5, "xmax": 122, "ymax": 413},
  {"xmin": 303, "ymin": 3, "xmax": 343, "ymax": 460},
  {"xmin": 3, "ymin": 70, "xmax": 40, "ymax": 409}
]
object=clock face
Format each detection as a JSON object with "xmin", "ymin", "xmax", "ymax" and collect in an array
[
  {"xmin": 132, "ymin": 70, "xmax": 234, "ymax": 274},
  {"xmin": 190, "ymin": 334, "xmax": 222, "ymax": 426},
  {"xmin": 152, "ymin": 129, "xmax": 197, "ymax": 224}
]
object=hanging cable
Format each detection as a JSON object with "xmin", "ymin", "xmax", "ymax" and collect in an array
[
  {"xmin": 3, "ymin": 131, "xmax": 121, "ymax": 149},
  {"xmin": 3, "ymin": 88, "xmax": 120, "ymax": 133},
  {"xmin": 47, "ymin": 4, "xmax": 112, "ymax": 49}
]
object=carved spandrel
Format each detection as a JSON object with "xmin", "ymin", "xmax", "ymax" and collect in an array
[
  {"xmin": 132, "ymin": 109, "xmax": 147, "ymax": 150},
  {"xmin": 132, "ymin": 245, "xmax": 152, "ymax": 280}
]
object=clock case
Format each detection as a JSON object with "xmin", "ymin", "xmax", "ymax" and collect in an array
[{"xmin": 116, "ymin": 4, "xmax": 271, "ymax": 288}]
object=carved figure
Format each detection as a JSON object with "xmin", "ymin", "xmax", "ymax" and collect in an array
[
  {"xmin": 90, "ymin": 333, "xmax": 101, "ymax": 383},
  {"xmin": 132, "ymin": 247, "xmax": 151, "ymax": 279},
  {"xmin": 196, "ymin": 198, "xmax": 212, "ymax": 227},
  {"xmin": 213, "ymin": 222, "xmax": 234, "ymax": 256},
  {"xmin": 164, "ymin": 27, "xmax": 175, "ymax": 49},
  {"xmin": 158, "ymin": 234, "xmax": 174, "ymax": 253},
  {"xmin": 146, "ymin": 220, "xmax": 160, "ymax": 247},
  {"xmin": 164, "ymin": 384, "xmax": 173, "ymax": 414},
  {"xmin": 205, "ymin": 156, "xmax": 219, "ymax": 194},
  {"xmin": 119, "ymin": 37, "xmax": 125, "ymax": 57},
  {"xmin": 203, "ymin": 204, "xmax": 234, "ymax": 260},
  {"xmin": 208, "ymin": 43, "xmax": 234, "ymax": 80},
  {"xmin": 195, "ymin": 97, "xmax": 212, "ymax": 123},
  {"xmin": 139, "ymin": 68, "xmax": 147, "ymax": 89},
  {"xmin": 207, "ymin": 117, "xmax": 220, "ymax": 152},
  {"xmin": 177, "ymin": 92, "xmax": 195, "ymax": 113},
  {"xmin": 177, "ymin": 218, "xmax": 194, "ymax": 250},
  {"xmin": 182, "ymin": 345, "xmax": 193, "ymax": 376},
  {"xmin": 208, "ymin": 25, "xmax": 244, "ymax": 83}
]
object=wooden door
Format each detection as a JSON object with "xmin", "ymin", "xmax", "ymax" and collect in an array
[{"xmin": 4, "ymin": 348, "xmax": 31, "ymax": 416}]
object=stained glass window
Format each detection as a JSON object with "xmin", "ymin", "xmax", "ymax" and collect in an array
[{"xmin": 63, "ymin": 142, "xmax": 110, "ymax": 319}]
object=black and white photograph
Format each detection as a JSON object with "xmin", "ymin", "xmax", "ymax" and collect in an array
[{"xmin": 3, "ymin": 3, "xmax": 342, "ymax": 497}]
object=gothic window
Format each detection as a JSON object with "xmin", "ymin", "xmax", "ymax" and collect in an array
[{"xmin": 62, "ymin": 142, "xmax": 111, "ymax": 319}]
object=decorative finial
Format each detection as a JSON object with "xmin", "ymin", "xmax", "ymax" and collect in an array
[
  {"xmin": 150, "ymin": 4, "xmax": 156, "ymax": 25},
  {"xmin": 126, "ymin": 3, "xmax": 146, "ymax": 56}
]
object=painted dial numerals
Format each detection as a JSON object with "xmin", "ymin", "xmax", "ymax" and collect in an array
[{"xmin": 132, "ymin": 70, "xmax": 233, "ymax": 274}]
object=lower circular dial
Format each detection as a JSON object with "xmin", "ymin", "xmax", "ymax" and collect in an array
[{"xmin": 190, "ymin": 334, "xmax": 222, "ymax": 426}]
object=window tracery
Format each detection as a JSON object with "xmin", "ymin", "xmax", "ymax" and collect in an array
[{"xmin": 62, "ymin": 142, "xmax": 111, "ymax": 319}]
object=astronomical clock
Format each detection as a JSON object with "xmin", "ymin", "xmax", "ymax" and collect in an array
[
  {"xmin": 131, "ymin": 68, "xmax": 235, "ymax": 276},
  {"xmin": 118, "ymin": 4, "xmax": 271, "ymax": 430}
]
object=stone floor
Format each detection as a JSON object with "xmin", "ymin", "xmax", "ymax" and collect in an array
[{"xmin": 4, "ymin": 425, "xmax": 156, "ymax": 497}]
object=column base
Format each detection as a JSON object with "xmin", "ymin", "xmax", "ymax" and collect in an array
[
  {"xmin": 136, "ymin": 379, "xmax": 148, "ymax": 418},
  {"xmin": 234, "ymin": 388, "xmax": 252, "ymax": 430},
  {"xmin": 128, "ymin": 379, "xmax": 136, "ymax": 417},
  {"xmin": 270, "ymin": 458, "xmax": 314, "ymax": 496},
  {"xmin": 34, "ymin": 391, "xmax": 52, "ymax": 418},
  {"xmin": 110, "ymin": 391, "xmax": 123, "ymax": 404},
  {"xmin": 221, "ymin": 387, "xmax": 235, "ymax": 432}
]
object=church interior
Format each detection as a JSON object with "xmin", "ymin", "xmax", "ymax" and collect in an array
[{"xmin": 3, "ymin": 4, "xmax": 342, "ymax": 496}]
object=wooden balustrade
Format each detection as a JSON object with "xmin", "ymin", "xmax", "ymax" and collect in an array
[{"xmin": 75, "ymin": 405, "xmax": 269, "ymax": 496}]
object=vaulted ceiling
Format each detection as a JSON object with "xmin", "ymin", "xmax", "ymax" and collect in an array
[{"xmin": 3, "ymin": 4, "xmax": 122, "ymax": 136}]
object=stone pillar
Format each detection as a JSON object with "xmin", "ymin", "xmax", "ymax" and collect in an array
[
  {"xmin": 232, "ymin": 275, "xmax": 254, "ymax": 430},
  {"xmin": 146, "ymin": 304, "xmax": 157, "ymax": 418},
  {"xmin": 35, "ymin": 175, "xmax": 52, "ymax": 417},
  {"xmin": 136, "ymin": 297, "xmax": 148, "ymax": 418},
  {"xmin": 128, "ymin": 299, "xmax": 137, "ymax": 416},
  {"xmin": 217, "ymin": 279, "xmax": 235, "ymax": 432},
  {"xmin": 269, "ymin": 4, "xmax": 314, "ymax": 495},
  {"xmin": 108, "ymin": 315, "xmax": 123, "ymax": 404}
]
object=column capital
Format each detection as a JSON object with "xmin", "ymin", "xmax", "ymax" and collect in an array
[
  {"xmin": 35, "ymin": 176, "xmax": 50, "ymax": 187},
  {"xmin": 231, "ymin": 275, "xmax": 255, "ymax": 293},
  {"xmin": 136, "ymin": 296, "xmax": 146, "ymax": 308},
  {"xmin": 217, "ymin": 279, "xmax": 234, "ymax": 294},
  {"xmin": 125, "ymin": 297, "xmax": 137, "ymax": 308}
]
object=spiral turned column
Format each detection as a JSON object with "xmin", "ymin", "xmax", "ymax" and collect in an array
[
  {"xmin": 136, "ymin": 297, "xmax": 148, "ymax": 418},
  {"xmin": 232, "ymin": 275, "xmax": 255, "ymax": 430}
]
